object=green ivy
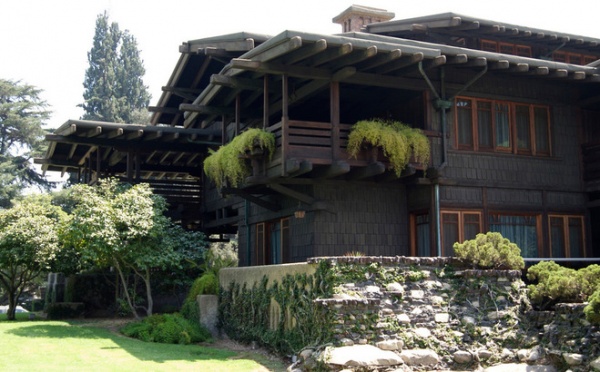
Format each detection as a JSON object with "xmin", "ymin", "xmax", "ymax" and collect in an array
[{"xmin": 218, "ymin": 261, "xmax": 334, "ymax": 355}]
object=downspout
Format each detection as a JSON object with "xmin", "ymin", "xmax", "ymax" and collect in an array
[
  {"xmin": 418, "ymin": 61, "xmax": 488, "ymax": 257},
  {"xmin": 245, "ymin": 200, "xmax": 251, "ymax": 266}
]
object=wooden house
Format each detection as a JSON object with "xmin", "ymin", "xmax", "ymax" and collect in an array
[{"xmin": 37, "ymin": 6, "xmax": 600, "ymax": 266}]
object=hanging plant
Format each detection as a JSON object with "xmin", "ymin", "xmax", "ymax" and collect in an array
[
  {"xmin": 347, "ymin": 119, "xmax": 430, "ymax": 177},
  {"xmin": 203, "ymin": 128, "xmax": 275, "ymax": 189}
]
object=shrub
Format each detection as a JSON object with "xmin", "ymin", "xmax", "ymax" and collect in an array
[
  {"xmin": 453, "ymin": 232, "xmax": 524, "ymax": 270},
  {"xmin": 121, "ymin": 313, "xmax": 211, "ymax": 344},
  {"xmin": 46, "ymin": 302, "xmax": 85, "ymax": 319},
  {"xmin": 180, "ymin": 272, "xmax": 218, "ymax": 322},
  {"xmin": 527, "ymin": 262, "xmax": 600, "ymax": 309},
  {"xmin": 584, "ymin": 286, "xmax": 600, "ymax": 324}
]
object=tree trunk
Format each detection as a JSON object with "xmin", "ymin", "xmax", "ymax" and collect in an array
[
  {"xmin": 144, "ymin": 268, "xmax": 153, "ymax": 317},
  {"xmin": 7, "ymin": 290, "xmax": 17, "ymax": 320},
  {"xmin": 113, "ymin": 260, "xmax": 140, "ymax": 320}
]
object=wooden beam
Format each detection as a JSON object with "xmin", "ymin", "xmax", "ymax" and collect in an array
[
  {"xmin": 373, "ymin": 53, "xmax": 424, "ymax": 74},
  {"xmin": 221, "ymin": 187, "xmax": 280, "ymax": 211},
  {"xmin": 510, "ymin": 63, "xmax": 529, "ymax": 73},
  {"xmin": 347, "ymin": 162, "xmax": 386, "ymax": 180},
  {"xmin": 311, "ymin": 161, "xmax": 350, "ymax": 179},
  {"xmin": 306, "ymin": 42, "xmax": 353, "ymax": 67},
  {"xmin": 268, "ymin": 183, "xmax": 316, "ymax": 205},
  {"xmin": 489, "ymin": 60, "xmax": 510, "ymax": 70},
  {"xmin": 282, "ymin": 39, "xmax": 327, "ymax": 65},
  {"xmin": 327, "ymin": 45, "xmax": 378, "ymax": 70},
  {"xmin": 358, "ymin": 49, "xmax": 402, "ymax": 71},
  {"xmin": 179, "ymin": 103, "xmax": 233, "ymax": 115},
  {"xmin": 210, "ymin": 74, "xmax": 263, "ymax": 91},
  {"xmin": 229, "ymin": 58, "xmax": 332, "ymax": 80},
  {"xmin": 161, "ymin": 86, "xmax": 201, "ymax": 101},
  {"xmin": 284, "ymin": 158, "xmax": 313, "ymax": 177},
  {"xmin": 148, "ymin": 106, "xmax": 181, "ymax": 114}
]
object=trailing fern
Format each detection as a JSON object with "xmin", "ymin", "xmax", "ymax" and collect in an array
[
  {"xmin": 203, "ymin": 128, "xmax": 275, "ymax": 189},
  {"xmin": 347, "ymin": 119, "xmax": 430, "ymax": 176}
]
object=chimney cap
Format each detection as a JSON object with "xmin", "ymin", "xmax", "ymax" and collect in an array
[{"xmin": 332, "ymin": 5, "xmax": 395, "ymax": 24}]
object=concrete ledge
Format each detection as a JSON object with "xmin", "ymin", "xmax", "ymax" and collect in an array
[{"xmin": 220, "ymin": 262, "xmax": 316, "ymax": 289}]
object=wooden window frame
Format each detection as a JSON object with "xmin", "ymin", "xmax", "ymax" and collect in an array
[
  {"xmin": 488, "ymin": 212, "xmax": 542, "ymax": 257},
  {"xmin": 455, "ymin": 97, "xmax": 551, "ymax": 157},
  {"xmin": 548, "ymin": 214, "xmax": 585, "ymax": 258},
  {"xmin": 553, "ymin": 51, "xmax": 599, "ymax": 65},
  {"xmin": 410, "ymin": 211, "xmax": 432, "ymax": 256},
  {"xmin": 440, "ymin": 210, "xmax": 482, "ymax": 256},
  {"xmin": 480, "ymin": 39, "xmax": 532, "ymax": 57}
]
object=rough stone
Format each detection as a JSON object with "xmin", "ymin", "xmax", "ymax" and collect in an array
[
  {"xmin": 516, "ymin": 349, "xmax": 530, "ymax": 362},
  {"xmin": 453, "ymin": 350, "xmax": 473, "ymax": 364},
  {"xmin": 488, "ymin": 310, "xmax": 509, "ymax": 321},
  {"xmin": 299, "ymin": 348, "xmax": 314, "ymax": 361},
  {"xmin": 590, "ymin": 356, "xmax": 600, "ymax": 371},
  {"xmin": 478, "ymin": 349, "xmax": 493, "ymax": 360},
  {"xmin": 396, "ymin": 314, "xmax": 410, "ymax": 323},
  {"xmin": 484, "ymin": 363, "xmax": 557, "ymax": 372},
  {"xmin": 376, "ymin": 339, "xmax": 403, "ymax": 351},
  {"xmin": 365, "ymin": 285, "xmax": 380, "ymax": 293},
  {"xmin": 528, "ymin": 346, "xmax": 543, "ymax": 362},
  {"xmin": 410, "ymin": 290, "xmax": 425, "ymax": 299},
  {"xmin": 462, "ymin": 316, "xmax": 476, "ymax": 325},
  {"xmin": 399, "ymin": 349, "xmax": 440, "ymax": 366},
  {"xmin": 386, "ymin": 282, "xmax": 404, "ymax": 293},
  {"xmin": 324, "ymin": 345, "xmax": 404, "ymax": 367},
  {"xmin": 562, "ymin": 353, "xmax": 584, "ymax": 366},
  {"xmin": 435, "ymin": 313, "xmax": 450, "ymax": 323},
  {"xmin": 413, "ymin": 327, "xmax": 431, "ymax": 338},
  {"xmin": 339, "ymin": 338, "xmax": 354, "ymax": 346}
]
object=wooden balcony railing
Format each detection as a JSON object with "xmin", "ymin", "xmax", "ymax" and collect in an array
[
  {"xmin": 263, "ymin": 119, "xmax": 434, "ymax": 176},
  {"xmin": 582, "ymin": 142, "xmax": 600, "ymax": 186}
]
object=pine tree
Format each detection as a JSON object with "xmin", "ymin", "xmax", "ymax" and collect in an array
[
  {"xmin": 80, "ymin": 12, "xmax": 150, "ymax": 123},
  {"xmin": 0, "ymin": 79, "xmax": 53, "ymax": 207}
]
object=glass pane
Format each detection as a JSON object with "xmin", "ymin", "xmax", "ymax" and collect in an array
[
  {"xmin": 516, "ymin": 105, "xmax": 531, "ymax": 151},
  {"xmin": 457, "ymin": 99, "xmax": 473, "ymax": 148},
  {"xmin": 477, "ymin": 102, "xmax": 492, "ymax": 148},
  {"xmin": 463, "ymin": 213, "xmax": 481, "ymax": 240},
  {"xmin": 568, "ymin": 217, "xmax": 583, "ymax": 258},
  {"xmin": 442, "ymin": 221, "xmax": 458, "ymax": 256},
  {"xmin": 416, "ymin": 217, "xmax": 431, "ymax": 256},
  {"xmin": 495, "ymin": 103, "xmax": 510, "ymax": 148},
  {"xmin": 489, "ymin": 214, "xmax": 538, "ymax": 258},
  {"xmin": 534, "ymin": 107, "xmax": 550, "ymax": 154},
  {"xmin": 550, "ymin": 217, "xmax": 565, "ymax": 258}
]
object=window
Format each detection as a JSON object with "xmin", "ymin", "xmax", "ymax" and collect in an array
[
  {"xmin": 480, "ymin": 40, "xmax": 531, "ymax": 57},
  {"xmin": 441, "ymin": 211, "xmax": 482, "ymax": 256},
  {"xmin": 455, "ymin": 97, "xmax": 551, "ymax": 156},
  {"xmin": 255, "ymin": 218, "xmax": 290, "ymax": 265},
  {"xmin": 489, "ymin": 214, "xmax": 540, "ymax": 258},
  {"xmin": 554, "ymin": 51, "xmax": 599, "ymax": 65},
  {"xmin": 549, "ymin": 215, "xmax": 585, "ymax": 258},
  {"xmin": 410, "ymin": 212, "xmax": 431, "ymax": 256}
]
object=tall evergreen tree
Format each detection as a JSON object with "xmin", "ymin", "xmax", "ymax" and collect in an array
[
  {"xmin": 0, "ymin": 79, "xmax": 53, "ymax": 207},
  {"xmin": 81, "ymin": 12, "xmax": 150, "ymax": 123}
]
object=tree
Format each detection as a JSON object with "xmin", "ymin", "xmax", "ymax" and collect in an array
[
  {"xmin": 81, "ymin": 12, "xmax": 151, "ymax": 123},
  {"xmin": 0, "ymin": 195, "xmax": 66, "ymax": 320},
  {"xmin": 0, "ymin": 79, "xmax": 53, "ymax": 207},
  {"xmin": 61, "ymin": 179, "xmax": 207, "ymax": 318}
]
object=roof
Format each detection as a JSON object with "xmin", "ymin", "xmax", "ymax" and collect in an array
[{"xmin": 365, "ymin": 12, "xmax": 600, "ymax": 56}]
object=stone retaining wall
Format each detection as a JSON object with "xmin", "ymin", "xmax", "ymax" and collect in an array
[{"xmin": 220, "ymin": 257, "xmax": 600, "ymax": 371}]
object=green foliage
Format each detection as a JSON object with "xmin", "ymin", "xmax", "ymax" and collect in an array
[
  {"xmin": 347, "ymin": 119, "xmax": 430, "ymax": 176},
  {"xmin": 219, "ymin": 261, "xmax": 334, "ymax": 355},
  {"xmin": 203, "ymin": 128, "xmax": 275, "ymax": 188},
  {"xmin": 0, "ymin": 79, "xmax": 53, "ymax": 206},
  {"xmin": 81, "ymin": 12, "xmax": 150, "ymax": 123},
  {"xmin": 121, "ymin": 313, "xmax": 212, "ymax": 345},
  {"xmin": 527, "ymin": 262, "xmax": 600, "ymax": 309},
  {"xmin": 46, "ymin": 303, "xmax": 85, "ymax": 320},
  {"xmin": 0, "ymin": 195, "xmax": 66, "ymax": 320},
  {"xmin": 453, "ymin": 232, "xmax": 525, "ymax": 270},
  {"xmin": 59, "ymin": 178, "xmax": 208, "ymax": 318},
  {"xmin": 584, "ymin": 286, "xmax": 600, "ymax": 324}
]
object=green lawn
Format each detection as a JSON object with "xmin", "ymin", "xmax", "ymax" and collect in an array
[{"xmin": 0, "ymin": 316, "xmax": 285, "ymax": 371}]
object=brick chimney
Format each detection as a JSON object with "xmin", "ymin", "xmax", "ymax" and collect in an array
[{"xmin": 333, "ymin": 5, "xmax": 395, "ymax": 33}]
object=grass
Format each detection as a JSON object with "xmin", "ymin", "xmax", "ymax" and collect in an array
[{"xmin": 0, "ymin": 315, "xmax": 286, "ymax": 371}]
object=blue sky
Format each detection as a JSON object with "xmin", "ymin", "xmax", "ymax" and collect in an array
[{"xmin": 2, "ymin": 0, "xmax": 599, "ymax": 130}]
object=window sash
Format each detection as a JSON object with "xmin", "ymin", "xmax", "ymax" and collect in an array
[
  {"xmin": 489, "ymin": 214, "xmax": 540, "ymax": 258},
  {"xmin": 455, "ymin": 97, "xmax": 550, "ymax": 156},
  {"xmin": 549, "ymin": 215, "xmax": 585, "ymax": 258},
  {"xmin": 441, "ymin": 211, "xmax": 482, "ymax": 256}
]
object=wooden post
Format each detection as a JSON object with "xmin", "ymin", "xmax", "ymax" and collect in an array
[
  {"xmin": 263, "ymin": 75, "xmax": 269, "ymax": 129},
  {"xmin": 126, "ymin": 151, "xmax": 134, "ymax": 182},
  {"xmin": 96, "ymin": 148, "xmax": 101, "ymax": 180},
  {"xmin": 221, "ymin": 115, "xmax": 226, "ymax": 145},
  {"xmin": 281, "ymin": 74, "xmax": 289, "ymax": 176},
  {"xmin": 330, "ymin": 81, "xmax": 341, "ymax": 160},
  {"xmin": 135, "ymin": 150, "xmax": 141, "ymax": 181},
  {"xmin": 235, "ymin": 94, "xmax": 240, "ymax": 136}
]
